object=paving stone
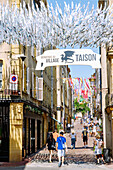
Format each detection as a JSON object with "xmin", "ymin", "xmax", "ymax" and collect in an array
[{"xmin": 32, "ymin": 120, "xmax": 95, "ymax": 164}]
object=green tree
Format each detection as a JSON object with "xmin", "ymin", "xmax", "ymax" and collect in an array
[{"xmin": 74, "ymin": 98, "xmax": 90, "ymax": 116}]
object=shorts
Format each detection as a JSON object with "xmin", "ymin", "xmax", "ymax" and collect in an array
[
  {"xmin": 58, "ymin": 149, "xmax": 65, "ymax": 157},
  {"xmin": 96, "ymin": 154, "xmax": 102, "ymax": 159},
  {"xmin": 83, "ymin": 136, "xmax": 87, "ymax": 142}
]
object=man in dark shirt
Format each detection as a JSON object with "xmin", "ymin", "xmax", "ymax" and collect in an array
[{"xmin": 82, "ymin": 128, "xmax": 89, "ymax": 148}]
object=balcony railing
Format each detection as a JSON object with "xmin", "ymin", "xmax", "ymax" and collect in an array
[{"xmin": 0, "ymin": 89, "xmax": 21, "ymax": 100}]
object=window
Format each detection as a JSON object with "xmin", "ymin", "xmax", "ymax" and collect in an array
[
  {"xmin": 31, "ymin": 46, "xmax": 34, "ymax": 57},
  {"xmin": 0, "ymin": 61, "xmax": 3, "ymax": 89},
  {"xmin": 23, "ymin": 46, "xmax": 26, "ymax": 55}
]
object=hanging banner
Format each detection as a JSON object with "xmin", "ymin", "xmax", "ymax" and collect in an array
[{"xmin": 36, "ymin": 49, "xmax": 101, "ymax": 70}]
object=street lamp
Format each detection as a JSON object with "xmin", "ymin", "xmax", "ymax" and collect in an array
[
  {"xmin": 20, "ymin": 54, "xmax": 26, "ymax": 91},
  {"xmin": 62, "ymin": 68, "xmax": 65, "ymax": 131}
]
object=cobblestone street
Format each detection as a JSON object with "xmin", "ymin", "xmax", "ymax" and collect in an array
[
  {"xmin": 33, "ymin": 119, "xmax": 95, "ymax": 163},
  {"xmin": 1, "ymin": 119, "xmax": 113, "ymax": 170}
]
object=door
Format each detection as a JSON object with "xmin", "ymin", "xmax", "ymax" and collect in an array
[
  {"xmin": 31, "ymin": 119, "xmax": 35, "ymax": 153},
  {"xmin": 37, "ymin": 120, "xmax": 40, "ymax": 150},
  {"xmin": 0, "ymin": 105, "xmax": 9, "ymax": 162}
]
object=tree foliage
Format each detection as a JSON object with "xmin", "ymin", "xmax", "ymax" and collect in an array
[{"xmin": 74, "ymin": 98, "xmax": 90, "ymax": 116}]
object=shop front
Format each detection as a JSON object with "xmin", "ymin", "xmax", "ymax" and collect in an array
[{"xmin": 22, "ymin": 104, "xmax": 42, "ymax": 158}]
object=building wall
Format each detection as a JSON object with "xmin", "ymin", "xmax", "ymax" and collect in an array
[
  {"xmin": 0, "ymin": 0, "xmax": 72, "ymax": 162},
  {"xmin": 9, "ymin": 103, "xmax": 23, "ymax": 162}
]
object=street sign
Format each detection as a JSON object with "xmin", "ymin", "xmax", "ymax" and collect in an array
[{"xmin": 10, "ymin": 75, "xmax": 18, "ymax": 84}]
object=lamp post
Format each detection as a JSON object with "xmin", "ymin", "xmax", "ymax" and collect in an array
[
  {"xmin": 20, "ymin": 55, "xmax": 26, "ymax": 91},
  {"xmin": 62, "ymin": 68, "xmax": 65, "ymax": 131}
]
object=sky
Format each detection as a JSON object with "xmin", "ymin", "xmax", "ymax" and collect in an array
[{"xmin": 47, "ymin": 0, "xmax": 99, "ymax": 78}]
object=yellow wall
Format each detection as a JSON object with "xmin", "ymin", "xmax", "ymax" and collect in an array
[{"xmin": 9, "ymin": 103, "xmax": 23, "ymax": 162}]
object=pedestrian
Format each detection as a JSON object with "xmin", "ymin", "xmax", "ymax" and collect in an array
[
  {"xmin": 53, "ymin": 129, "xmax": 59, "ymax": 144},
  {"xmin": 80, "ymin": 118, "xmax": 82, "ymax": 124},
  {"xmin": 93, "ymin": 123, "xmax": 97, "ymax": 137},
  {"xmin": 82, "ymin": 127, "xmax": 89, "ymax": 148},
  {"xmin": 56, "ymin": 131, "xmax": 67, "ymax": 167},
  {"xmin": 46, "ymin": 133, "xmax": 55, "ymax": 163},
  {"xmin": 89, "ymin": 122, "xmax": 93, "ymax": 137},
  {"xmin": 67, "ymin": 123, "xmax": 70, "ymax": 133},
  {"xmin": 84, "ymin": 123, "xmax": 88, "ymax": 131},
  {"xmin": 93, "ymin": 134, "xmax": 104, "ymax": 164},
  {"xmin": 70, "ymin": 130, "xmax": 77, "ymax": 149}
]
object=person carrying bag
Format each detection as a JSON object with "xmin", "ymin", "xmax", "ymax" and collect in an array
[
  {"xmin": 46, "ymin": 133, "xmax": 55, "ymax": 163},
  {"xmin": 56, "ymin": 131, "xmax": 67, "ymax": 167}
]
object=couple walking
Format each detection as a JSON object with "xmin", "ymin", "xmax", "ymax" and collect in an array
[{"xmin": 46, "ymin": 130, "xmax": 67, "ymax": 167}]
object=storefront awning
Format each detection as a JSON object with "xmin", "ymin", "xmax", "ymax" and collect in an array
[{"xmin": 51, "ymin": 117, "xmax": 61, "ymax": 124}]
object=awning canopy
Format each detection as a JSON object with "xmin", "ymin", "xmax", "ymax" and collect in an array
[{"xmin": 51, "ymin": 117, "xmax": 61, "ymax": 124}]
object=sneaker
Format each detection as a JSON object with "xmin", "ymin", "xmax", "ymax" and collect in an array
[
  {"xmin": 58, "ymin": 162, "xmax": 62, "ymax": 167},
  {"xmin": 62, "ymin": 163, "xmax": 65, "ymax": 167}
]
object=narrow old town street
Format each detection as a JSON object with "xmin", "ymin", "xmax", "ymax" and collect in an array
[
  {"xmin": 34, "ymin": 119, "xmax": 95, "ymax": 164},
  {"xmin": 1, "ymin": 119, "xmax": 113, "ymax": 169}
]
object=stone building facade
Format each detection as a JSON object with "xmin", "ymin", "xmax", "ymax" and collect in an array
[
  {"xmin": 98, "ymin": 0, "xmax": 113, "ymax": 157},
  {"xmin": 0, "ymin": 0, "xmax": 72, "ymax": 162}
]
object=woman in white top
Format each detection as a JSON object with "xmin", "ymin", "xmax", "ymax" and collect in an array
[
  {"xmin": 93, "ymin": 123, "xmax": 97, "ymax": 136},
  {"xmin": 70, "ymin": 130, "xmax": 77, "ymax": 149}
]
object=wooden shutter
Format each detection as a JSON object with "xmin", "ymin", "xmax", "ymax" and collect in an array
[
  {"xmin": 24, "ymin": 65, "xmax": 27, "ymax": 92},
  {"xmin": 38, "ymin": 78, "xmax": 43, "ymax": 101},
  {"xmin": 26, "ymin": 67, "xmax": 30, "ymax": 94},
  {"xmin": 31, "ymin": 46, "xmax": 34, "ymax": 57},
  {"xmin": 36, "ymin": 76, "xmax": 38, "ymax": 99},
  {"xmin": 32, "ymin": 72, "xmax": 34, "ymax": 97}
]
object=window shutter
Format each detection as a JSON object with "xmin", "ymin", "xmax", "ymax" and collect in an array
[
  {"xmin": 36, "ymin": 76, "xmax": 38, "ymax": 99},
  {"xmin": 31, "ymin": 46, "xmax": 34, "ymax": 57},
  {"xmin": 38, "ymin": 78, "xmax": 43, "ymax": 101},
  {"xmin": 27, "ymin": 67, "xmax": 30, "ymax": 94},
  {"xmin": 32, "ymin": 72, "xmax": 34, "ymax": 97},
  {"xmin": 24, "ymin": 65, "xmax": 27, "ymax": 92}
]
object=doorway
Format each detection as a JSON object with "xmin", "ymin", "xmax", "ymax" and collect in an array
[
  {"xmin": 37, "ymin": 120, "xmax": 40, "ymax": 150},
  {"xmin": 0, "ymin": 105, "xmax": 9, "ymax": 162},
  {"xmin": 31, "ymin": 119, "xmax": 35, "ymax": 153}
]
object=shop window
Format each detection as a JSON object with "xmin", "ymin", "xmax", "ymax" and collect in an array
[{"xmin": 0, "ymin": 61, "xmax": 3, "ymax": 89}]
